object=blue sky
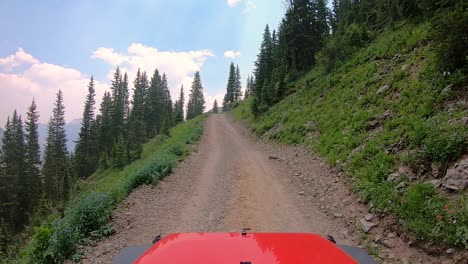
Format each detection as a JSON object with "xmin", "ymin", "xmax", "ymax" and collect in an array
[{"xmin": 0, "ymin": 0, "xmax": 284, "ymax": 125}]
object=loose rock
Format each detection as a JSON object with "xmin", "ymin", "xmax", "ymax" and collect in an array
[
  {"xmin": 359, "ymin": 218, "xmax": 377, "ymax": 233},
  {"xmin": 431, "ymin": 162, "xmax": 442, "ymax": 178},
  {"xmin": 442, "ymin": 155, "xmax": 468, "ymax": 191},
  {"xmin": 334, "ymin": 213, "xmax": 343, "ymax": 218},
  {"xmin": 396, "ymin": 181, "xmax": 406, "ymax": 190},
  {"xmin": 382, "ymin": 239, "xmax": 396, "ymax": 248},
  {"xmin": 364, "ymin": 213, "xmax": 374, "ymax": 221},
  {"xmin": 446, "ymin": 248, "xmax": 454, "ymax": 254},
  {"xmin": 377, "ymin": 84, "xmax": 391, "ymax": 95},
  {"xmin": 387, "ymin": 172, "xmax": 402, "ymax": 182},
  {"xmin": 427, "ymin": 179, "xmax": 441, "ymax": 188}
]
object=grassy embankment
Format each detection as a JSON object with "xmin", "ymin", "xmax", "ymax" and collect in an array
[
  {"xmin": 12, "ymin": 115, "xmax": 206, "ymax": 263},
  {"xmin": 234, "ymin": 22, "xmax": 467, "ymax": 248}
]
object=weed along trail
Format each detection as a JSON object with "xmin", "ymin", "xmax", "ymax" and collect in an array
[{"xmin": 80, "ymin": 114, "xmax": 450, "ymax": 264}]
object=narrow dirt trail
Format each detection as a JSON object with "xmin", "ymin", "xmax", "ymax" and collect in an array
[{"xmin": 80, "ymin": 114, "xmax": 459, "ymax": 264}]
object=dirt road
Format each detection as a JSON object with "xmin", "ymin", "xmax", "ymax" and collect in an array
[{"xmin": 80, "ymin": 114, "xmax": 460, "ymax": 264}]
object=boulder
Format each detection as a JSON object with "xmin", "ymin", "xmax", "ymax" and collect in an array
[{"xmin": 442, "ymin": 155, "xmax": 468, "ymax": 191}]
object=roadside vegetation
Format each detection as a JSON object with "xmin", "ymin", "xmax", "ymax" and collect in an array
[
  {"xmin": 234, "ymin": 1, "xmax": 467, "ymax": 249},
  {"xmin": 7, "ymin": 115, "xmax": 205, "ymax": 263}
]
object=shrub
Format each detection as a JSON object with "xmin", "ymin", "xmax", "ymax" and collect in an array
[
  {"xmin": 423, "ymin": 122, "xmax": 467, "ymax": 162},
  {"xmin": 26, "ymin": 226, "xmax": 54, "ymax": 264},
  {"xmin": 430, "ymin": 3, "xmax": 468, "ymax": 70},
  {"xmin": 318, "ymin": 24, "xmax": 370, "ymax": 71},
  {"xmin": 64, "ymin": 192, "xmax": 115, "ymax": 237},
  {"xmin": 48, "ymin": 220, "xmax": 80, "ymax": 263},
  {"xmin": 0, "ymin": 221, "xmax": 12, "ymax": 257}
]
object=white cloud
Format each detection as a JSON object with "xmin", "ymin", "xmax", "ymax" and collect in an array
[
  {"xmin": 0, "ymin": 48, "xmax": 39, "ymax": 71},
  {"xmin": 227, "ymin": 0, "xmax": 256, "ymax": 13},
  {"xmin": 244, "ymin": 0, "xmax": 257, "ymax": 12},
  {"xmin": 91, "ymin": 43, "xmax": 214, "ymax": 106},
  {"xmin": 227, "ymin": 0, "xmax": 242, "ymax": 7},
  {"xmin": 0, "ymin": 48, "xmax": 107, "ymax": 125},
  {"xmin": 91, "ymin": 47, "xmax": 127, "ymax": 66},
  {"xmin": 224, "ymin": 50, "xmax": 241, "ymax": 59}
]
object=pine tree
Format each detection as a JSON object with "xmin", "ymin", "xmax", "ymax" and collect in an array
[
  {"xmin": 222, "ymin": 93, "xmax": 229, "ymax": 111},
  {"xmin": 25, "ymin": 99, "xmax": 42, "ymax": 213},
  {"xmin": 110, "ymin": 67, "xmax": 123, "ymax": 138},
  {"xmin": 174, "ymin": 85, "xmax": 185, "ymax": 124},
  {"xmin": 74, "ymin": 76, "xmax": 98, "ymax": 179},
  {"xmin": 127, "ymin": 69, "xmax": 147, "ymax": 161},
  {"xmin": 234, "ymin": 65, "xmax": 242, "ymax": 101},
  {"xmin": 160, "ymin": 73, "xmax": 173, "ymax": 135},
  {"xmin": 97, "ymin": 91, "xmax": 113, "ymax": 157},
  {"xmin": 61, "ymin": 157, "xmax": 73, "ymax": 202},
  {"xmin": 12, "ymin": 113, "xmax": 28, "ymax": 228},
  {"xmin": 252, "ymin": 24, "xmax": 274, "ymax": 115},
  {"xmin": 224, "ymin": 63, "xmax": 236, "ymax": 105},
  {"xmin": 43, "ymin": 90, "xmax": 68, "ymax": 205},
  {"xmin": 108, "ymin": 68, "xmax": 131, "ymax": 167},
  {"xmin": 122, "ymin": 72, "xmax": 130, "ymax": 125},
  {"xmin": 112, "ymin": 134, "xmax": 126, "ymax": 168},
  {"xmin": 0, "ymin": 117, "xmax": 16, "ymax": 227},
  {"xmin": 110, "ymin": 67, "xmax": 129, "ymax": 140},
  {"xmin": 0, "ymin": 111, "xmax": 27, "ymax": 230},
  {"xmin": 213, "ymin": 99, "xmax": 219, "ymax": 113},
  {"xmin": 186, "ymin": 71, "xmax": 206, "ymax": 119},
  {"xmin": 145, "ymin": 69, "xmax": 162, "ymax": 137},
  {"xmin": 244, "ymin": 75, "xmax": 254, "ymax": 99}
]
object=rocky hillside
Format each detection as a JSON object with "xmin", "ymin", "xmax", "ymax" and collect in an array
[{"xmin": 234, "ymin": 22, "xmax": 467, "ymax": 249}]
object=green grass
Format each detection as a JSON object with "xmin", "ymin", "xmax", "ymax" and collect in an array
[
  {"xmin": 234, "ymin": 22, "xmax": 468, "ymax": 248},
  {"xmin": 12, "ymin": 115, "xmax": 206, "ymax": 263}
]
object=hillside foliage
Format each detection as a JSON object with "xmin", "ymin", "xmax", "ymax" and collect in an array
[{"xmin": 236, "ymin": 0, "xmax": 467, "ymax": 248}]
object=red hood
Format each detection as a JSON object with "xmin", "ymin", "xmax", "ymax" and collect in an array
[{"xmin": 135, "ymin": 232, "xmax": 358, "ymax": 264}]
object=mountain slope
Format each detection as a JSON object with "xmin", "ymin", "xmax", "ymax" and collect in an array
[{"xmin": 234, "ymin": 22, "xmax": 467, "ymax": 248}]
